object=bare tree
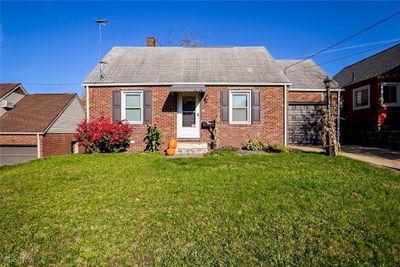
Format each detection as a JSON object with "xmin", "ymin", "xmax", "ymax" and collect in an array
[
  {"xmin": 181, "ymin": 30, "xmax": 201, "ymax": 47},
  {"xmin": 166, "ymin": 30, "xmax": 174, "ymax": 46},
  {"xmin": 154, "ymin": 30, "xmax": 202, "ymax": 47}
]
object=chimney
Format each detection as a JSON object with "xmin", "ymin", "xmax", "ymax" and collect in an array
[{"xmin": 146, "ymin": 37, "xmax": 156, "ymax": 47}]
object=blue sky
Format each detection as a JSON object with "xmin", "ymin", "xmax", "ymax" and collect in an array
[{"xmin": 1, "ymin": 1, "xmax": 400, "ymax": 95}]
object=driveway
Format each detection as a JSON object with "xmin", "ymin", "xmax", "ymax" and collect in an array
[{"xmin": 290, "ymin": 145, "xmax": 400, "ymax": 171}]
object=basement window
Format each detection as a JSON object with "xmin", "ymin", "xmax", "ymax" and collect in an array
[{"xmin": 353, "ymin": 85, "xmax": 370, "ymax": 110}]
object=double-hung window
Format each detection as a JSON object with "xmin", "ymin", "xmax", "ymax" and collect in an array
[
  {"xmin": 382, "ymin": 83, "xmax": 400, "ymax": 106},
  {"xmin": 353, "ymin": 85, "xmax": 370, "ymax": 110},
  {"xmin": 122, "ymin": 92, "xmax": 143, "ymax": 124},
  {"xmin": 229, "ymin": 91, "xmax": 251, "ymax": 124}
]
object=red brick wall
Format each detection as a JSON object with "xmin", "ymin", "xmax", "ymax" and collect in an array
[
  {"xmin": 0, "ymin": 135, "xmax": 37, "ymax": 145},
  {"xmin": 88, "ymin": 86, "xmax": 175, "ymax": 151},
  {"xmin": 289, "ymin": 91, "xmax": 327, "ymax": 103},
  {"xmin": 201, "ymin": 86, "xmax": 284, "ymax": 147},
  {"xmin": 42, "ymin": 133, "xmax": 76, "ymax": 157},
  {"xmin": 87, "ymin": 85, "xmax": 285, "ymax": 151}
]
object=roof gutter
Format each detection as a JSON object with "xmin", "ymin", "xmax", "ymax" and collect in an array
[
  {"xmin": 0, "ymin": 132, "xmax": 43, "ymax": 135},
  {"xmin": 82, "ymin": 82, "xmax": 292, "ymax": 87},
  {"xmin": 289, "ymin": 88, "xmax": 345, "ymax": 92}
]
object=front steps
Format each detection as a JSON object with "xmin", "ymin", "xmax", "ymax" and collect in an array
[{"xmin": 175, "ymin": 142, "xmax": 208, "ymax": 156}]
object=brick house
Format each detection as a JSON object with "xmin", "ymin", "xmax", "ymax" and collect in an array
[
  {"xmin": 83, "ymin": 38, "xmax": 340, "ymax": 153},
  {"xmin": 0, "ymin": 83, "xmax": 85, "ymax": 165},
  {"xmin": 334, "ymin": 44, "xmax": 400, "ymax": 150}
]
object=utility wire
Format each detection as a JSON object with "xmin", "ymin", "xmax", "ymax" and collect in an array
[
  {"xmin": 285, "ymin": 41, "xmax": 400, "ymax": 73},
  {"xmin": 284, "ymin": 10, "xmax": 400, "ymax": 73},
  {"xmin": 286, "ymin": 37, "xmax": 400, "ymax": 59}
]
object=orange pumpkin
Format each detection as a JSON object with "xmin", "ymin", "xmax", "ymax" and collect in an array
[
  {"xmin": 166, "ymin": 148, "xmax": 175, "ymax": 156},
  {"xmin": 168, "ymin": 139, "xmax": 177, "ymax": 149}
]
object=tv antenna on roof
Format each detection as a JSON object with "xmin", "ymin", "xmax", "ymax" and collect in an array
[{"xmin": 96, "ymin": 19, "xmax": 108, "ymax": 80}]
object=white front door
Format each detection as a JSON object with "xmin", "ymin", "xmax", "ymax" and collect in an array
[{"xmin": 177, "ymin": 93, "xmax": 200, "ymax": 139}]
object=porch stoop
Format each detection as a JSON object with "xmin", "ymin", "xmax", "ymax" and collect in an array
[{"xmin": 175, "ymin": 142, "xmax": 208, "ymax": 155}]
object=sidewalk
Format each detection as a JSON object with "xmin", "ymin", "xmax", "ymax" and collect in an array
[{"xmin": 289, "ymin": 145, "xmax": 400, "ymax": 171}]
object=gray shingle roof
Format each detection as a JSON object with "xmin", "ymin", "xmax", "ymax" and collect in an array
[
  {"xmin": 333, "ymin": 44, "xmax": 400, "ymax": 87},
  {"xmin": 275, "ymin": 59, "xmax": 339, "ymax": 89},
  {"xmin": 83, "ymin": 46, "xmax": 290, "ymax": 85}
]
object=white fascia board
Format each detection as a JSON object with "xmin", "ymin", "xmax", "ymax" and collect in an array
[
  {"xmin": 0, "ymin": 132, "xmax": 43, "ymax": 135},
  {"xmin": 82, "ymin": 82, "xmax": 292, "ymax": 87}
]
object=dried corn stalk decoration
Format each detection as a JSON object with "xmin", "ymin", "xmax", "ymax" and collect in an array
[{"xmin": 319, "ymin": 98, "xmax": 341, "ymax": 156}]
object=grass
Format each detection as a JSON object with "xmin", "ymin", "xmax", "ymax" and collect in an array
[{"xmin": 0, "ymin": 151, "xmax": 399, "ymax": 265}]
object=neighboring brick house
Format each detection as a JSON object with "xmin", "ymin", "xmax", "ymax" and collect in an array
[
  {"xmin": 83, "ymin": 38, "xmax": 340, "ymax": 153},
  {"xmin": 334, "ymin": 44, "xmax": 400, "ymax": 150},
  {"xmin": 0, "ymin": 83, "xmax": 85, "ymax": 165}
]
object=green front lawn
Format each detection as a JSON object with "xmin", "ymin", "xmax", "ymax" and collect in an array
[{"xmin": 1, "ymin": 151, "xmax": 399, "ymax": 265}]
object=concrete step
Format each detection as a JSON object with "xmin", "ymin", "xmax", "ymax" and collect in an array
[{"xmin": 175, "ymin": 142, "xmax": 208, "ymax": 155}]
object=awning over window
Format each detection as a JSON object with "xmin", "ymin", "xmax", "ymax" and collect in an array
[{"xmin": 171, "ymin": 84, "xmax": 205, "ymax": 92}]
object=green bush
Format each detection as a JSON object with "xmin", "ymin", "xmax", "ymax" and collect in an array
[
  {"xmin": 265, "ymin": 144, "xmax": 290, "ymax": 153},
  {"xmin": 144, "ymin": 126, "xmax": 162, "ymax": 152},
  {"xmin": 244, "ymin": 140, "xmax": 265, "ymax": 151}
]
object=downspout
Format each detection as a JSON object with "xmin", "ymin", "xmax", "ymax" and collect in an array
[
  {"xmin": 36, "ymin": 134, "xmax": 41, "ymax": 158},
  {"xmin": 284, "ymin": 84, "xmax": 287, "ymax": 146},
  {"xmin": 85, "ymin": 85, "xmax": 90, "ymax": 121},
  {"xmin": 337, "ymin": 90, "xmax": 341, "ymax": 142}
]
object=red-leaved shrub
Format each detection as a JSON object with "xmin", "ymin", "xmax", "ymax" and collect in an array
[{"xmin": 74, "ymin": 116, "xmax": 133, "ymax": 153}]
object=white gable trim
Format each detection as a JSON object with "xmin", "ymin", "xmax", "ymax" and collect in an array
[{"xmin": 0, "ymin": 84, "xmax": 28, "ymax": 100}]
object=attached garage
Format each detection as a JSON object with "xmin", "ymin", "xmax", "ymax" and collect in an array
[
  {"xmin": 0, "ymin": 145, "xmax": 37, "ymax": 166},
  {"xmin": 288, "ymin": 104, "xmax": 324, "ymax": 145}
]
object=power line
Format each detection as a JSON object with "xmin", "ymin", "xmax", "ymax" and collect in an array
[
  {"xmin": 286, "ymin": 41, "xmax": 399, "ymax": 73},
  {"xmin": 284, "ymin": 10, "xmax": 400, "ymax": 73},
  {"xmin": 286, "ymin": 37, "xmax": 400, "ymax": 59}
]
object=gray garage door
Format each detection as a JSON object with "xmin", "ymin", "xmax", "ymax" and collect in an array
[
  {"xmin": 0, "ymin": 145, "xmax": 37, "ymax": 166},
  {"xmin": 288, "ymin": 104, "xmax": 324, "ymax": 145}
]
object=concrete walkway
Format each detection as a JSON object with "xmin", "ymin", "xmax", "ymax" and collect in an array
[{"xmin": 290, "ymin": 145, "xmax": 400, "ymax": 171}]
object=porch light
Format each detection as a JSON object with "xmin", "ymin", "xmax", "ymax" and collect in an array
[{"xmin": 324, "ymin": 76, "xmax": 333, "ymax": 89}]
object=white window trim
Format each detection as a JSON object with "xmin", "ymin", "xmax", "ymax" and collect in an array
[
  {"xmin": 352, "ymin": 85, "xmax": 370, "ymax": 110},
  {"xmin": 121, "ymin": 91, "xmax": 143, "ymax": 124},
  {"xmin": 382, "ymin": 82, "xmax": 400, "ymax": 107},
  {"xmin": 229, "ymin": 90, "xmax": 251, "ymax": 124}
]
